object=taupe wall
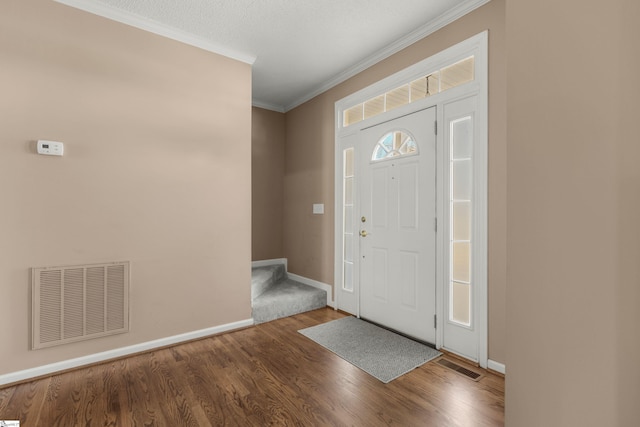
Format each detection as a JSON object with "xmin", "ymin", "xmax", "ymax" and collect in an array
[
  {"xmin": 252, "ymin": 107, "xmax": 285, "ymax": 261},
  {"xmin": 506, "ymin": 0, "xmax": 640, "ymax": 424},
  {"xmin": 617, "ymin": 1, "xmax": 640, "ymax": 422},
  {"xmin": 283, "ymin": 0, "xmax": 507, "ymax": 363},
  {"xmin": 0, "ymin": 0, "xmax": 252, "ymax": 375}
]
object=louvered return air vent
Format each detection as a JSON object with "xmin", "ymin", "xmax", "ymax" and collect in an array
[{"xmin": 32, "ymin": 261, "xmax": 130, "ymax": 350}]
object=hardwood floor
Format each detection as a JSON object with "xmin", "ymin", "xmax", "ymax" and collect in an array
[{"xmin": 0, "ymin": 308, "xmax": 504, "ymax": 426}]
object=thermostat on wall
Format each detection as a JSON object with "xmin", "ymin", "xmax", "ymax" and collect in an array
[{"xmin": 37, "ymin": 140, "xmax": 64, "ymax": 156}]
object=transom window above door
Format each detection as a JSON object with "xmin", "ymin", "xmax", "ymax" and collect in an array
[
  {"xmin": 372, "ymin": 130, "xmax": 418, "ymax": 161},
  {"xmin": 343, "ymin": 56, "xmax": 475, "ymax": 127}
]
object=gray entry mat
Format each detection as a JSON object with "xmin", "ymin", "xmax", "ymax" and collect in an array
[{"xmin": 299, "ymin": 316, "xmax": 441, "ymax": 383}]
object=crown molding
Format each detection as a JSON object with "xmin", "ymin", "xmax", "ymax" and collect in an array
[
  {"xmin": 54, "ymin": 0, "xmax": 490, "ymax": 112},
  {"xmin": 252, "ymin": 99, "xmax": 286, "ymax": 113},
  {"xmin": 53, "ymin": 0, "xmax": 257, "ymax": 65},
  {"xmin": 283, "ymin": 0, "xmax": 491, "ymax": 112}
]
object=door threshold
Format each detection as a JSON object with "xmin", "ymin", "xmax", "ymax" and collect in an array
[
  {"xmin": 438, "ymin": 348, "xmax": 479, "ymax": 367},
  {"xmin": 358, "ymin": 316, "xmax": 437, "ymax": 349}
]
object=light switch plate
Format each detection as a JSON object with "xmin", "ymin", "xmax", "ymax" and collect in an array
[{"xmin": 313, "ymin": 203, "xmax": 324, "ymax": 214}]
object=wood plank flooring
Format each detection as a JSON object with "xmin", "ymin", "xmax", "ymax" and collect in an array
[{"xmin": 0, "ymin": 308, "xmax": 504, "ymax": 426}]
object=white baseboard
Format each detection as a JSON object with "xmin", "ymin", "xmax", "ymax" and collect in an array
[
  {"xmin": 287, "ymin": 273, "xmax": 335, "ymax": 308},
  {"xmin": 251, "ymin": 258, "xmax": 288, "ymax": 270},
  {"xmin": 487, "ymin": 359, "xmax": 506, "ymax": 375},
  {"xmin": 0, "ymin": 318, "xmax": 254, "ymax": 387}
]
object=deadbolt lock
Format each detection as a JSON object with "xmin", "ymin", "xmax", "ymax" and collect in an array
[{"xmin": 361, "ymin": 216, "xmax": 366, "ymax": 223}]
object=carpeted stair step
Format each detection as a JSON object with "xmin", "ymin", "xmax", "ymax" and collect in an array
[
  {"xmin": 252, "ymin": 278, "xmax": 327, "ymax": 324},
  {"xmin": 251, "ymin": 264, "xmax": 286, "ymax": 300}
]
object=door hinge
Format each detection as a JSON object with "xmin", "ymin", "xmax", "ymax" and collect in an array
[
  {"xmin": 434, "ymin": 120, "xmax": 438, "ymax": 135},
  {"xmin": 434, "ymin": 217, "xmax": 437, "ymax": 231},
  {"xmin": 434, "ymin": 314, "xmax": 437, "ymax": 328}
]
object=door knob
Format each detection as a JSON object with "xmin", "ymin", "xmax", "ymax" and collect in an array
[{"xmin": 359, "ymin": 230, "xmax": 368, "ymax": 237}]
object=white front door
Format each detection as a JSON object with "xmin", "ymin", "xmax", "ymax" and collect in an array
[{"xmin": 358, "ymin": 107, "xmax": 437, "ymax": 343}]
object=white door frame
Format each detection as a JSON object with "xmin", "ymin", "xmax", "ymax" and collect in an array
[{"xmin": 334, "ymin": 32, "xmax": 488, "ymax": 367}]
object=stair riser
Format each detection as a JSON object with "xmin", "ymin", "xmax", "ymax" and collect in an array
[
  {"xmin": 253, "ymin": 292, "xmax": 326, "ymax": 324},
  {"xmin": 251, "ymin": 273, "xmax": 273, "ymax": 299},
  {"xmin": 251, "ymin": 264, "xmax": 286, "ymax": 300}
]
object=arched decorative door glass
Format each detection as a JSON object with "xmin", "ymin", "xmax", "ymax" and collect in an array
[{"xmin": 371, "ymin": 130, "xmax": 418, "ymax": 161}]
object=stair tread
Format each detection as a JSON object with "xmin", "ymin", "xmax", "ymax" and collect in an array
[
  {"xmin": 252, "ymin": 278, "xmax": 327, "ymax": 324},
  {"xmin": 253, "ymin": 279, "xmax": 325, "ymax": 304}
]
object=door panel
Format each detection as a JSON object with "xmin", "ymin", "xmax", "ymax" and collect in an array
[
  {"xmin": 399, "ymin": 251, "xmax": 418, "ymax": 309},
  {"xmin": 398, "ymin": 163, "xmax": 419, "ymax": 229},
  {"xmin": 371, "ymin": 248, "xmax": 388, "ymax": 301},
  {"xmin": 371, "ymin": 167, "xmax": 389, "ymax": 227},
  {"xmin": 359, "ymin": 107, "xmax": 437, "ymax": 343}
]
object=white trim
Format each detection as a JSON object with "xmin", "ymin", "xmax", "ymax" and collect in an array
[
  {"xmin": 0, "ymin": 318, "xmax": 253, "ymax": 387},
  {"xmin": 288, "ymin": 273, "xmax": 335, "ymax": 308},
  {"xmin": 285, "ymin": 0, "xmax": 490, "ymax": 112},
  {"xmin": 251, "ymin": 258, "xmax": 288, "ymax": 271},
  {"xmin": 334, "ymin": 145, "xmax": 343, "ymax": 313},
  {"xmin": 475, "ymin": 34, "xmax": 489, "ymax": 368},
  {"xmin": 334, "ymin": 32, "xmax": 488, "ymax": 367},
  {"xmin": 53, "ymin": 0, "xmax": 256, "ymax": 65},
  {"xmin": 439, "ymin": 35, "xmax": 488, "ymax": 368},
  {"xmin": 252, "ymin": 100, "xmax": 286, "ymax": 113},
  {"xmin": 488, "ymin": 359, "xmax": 506, "ymax": 375}
]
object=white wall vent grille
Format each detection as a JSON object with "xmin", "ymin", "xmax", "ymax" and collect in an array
[{"xmin": 32, "ymin": 261, "xmax": 130, "ymax": 349}]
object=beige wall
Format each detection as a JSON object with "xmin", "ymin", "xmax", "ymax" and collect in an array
[
  {"xmin": 506, "ymin": 0, "xmax": 640, "ymax": 424},
  {"xmin": 252, "ymin": 107, "xmax": 285, "ymax": 261},
  {"xmin": 617, "ymin": 2, "xmax": 640, "ymax": 422},
  {"xmin": 0, "ymin": 0, "xmax": 252, "ymax": 376},
  {"xmin": 283, "ymin": 0, "xmax": 507, "ymax": 363}
]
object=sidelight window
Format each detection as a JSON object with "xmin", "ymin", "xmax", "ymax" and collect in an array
[
  {"xmin": 449, "ymin": 116, "xmax": 473, "ymax": 326},
  {"xmin": 342, "ymin": 148, "xmax": 355, "ymax": 291}
]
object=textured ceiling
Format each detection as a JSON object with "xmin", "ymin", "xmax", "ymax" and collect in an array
[{"xmin": 57, "ymin": 0, "xmax": 487, "ymax": 111}]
